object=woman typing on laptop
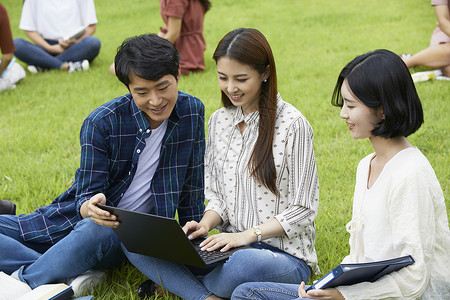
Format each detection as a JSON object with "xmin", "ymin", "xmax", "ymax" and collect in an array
[{"xmin": 132, "ymin": 28, "xmax": 320, "ymax": 300}]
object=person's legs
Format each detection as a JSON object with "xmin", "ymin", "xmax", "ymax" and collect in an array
[
  {"xmin": 15, "ymin": 218, "xmax": 124, "ymax": 288},
  {"xmin": 13, "ymin": 38, "xmax": 64, "ymax": 69},
  {"xmin": 57, "ymin": 36, "xmax": 101, "ymax": 63},
  {"xmin": 402, "ymin": 43, "xmax": 450, "ymax": 70},
  {"xmin": 443, "ymin": 64, "xmax": 450, "ymax": 77},
  {"xmin": 123, "ymin": 245, "xmax": 213, "ymax": 300},
  {"xmin": 0, "ymin": 215, "xmax": 51, "ymax": 274},
  {"xmin": 231, "ymin": 282, "xmax": 301, "ymax": 300},
  {"xmin": 200, "ymin": 243, "xmax": 311, "ymax": 298}
]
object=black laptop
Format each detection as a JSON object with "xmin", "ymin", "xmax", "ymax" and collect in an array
[{"xmin": 97, "ymin": 204, "xmax": 245, "ymax": 268}]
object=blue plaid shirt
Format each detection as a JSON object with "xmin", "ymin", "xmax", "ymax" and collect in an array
[{"xmin": 18, "ymin": 91, "xmax": 205, "ymax": 244}]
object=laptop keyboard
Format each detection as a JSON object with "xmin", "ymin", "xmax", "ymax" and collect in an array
[
  {"xmin": 197, "ymin": 249, "xmax": 230, "ymax": 263},
  {"xmin": 191, "ymin": 238, "xmax": 231, "ymax": 263}
]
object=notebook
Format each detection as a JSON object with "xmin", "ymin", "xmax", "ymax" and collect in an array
[
  {"xmin": 306, "ymin": 255, "xmax": 415, "ymax": 291},
  {"xmin": 0, "ymin": 271, "xmax": 73, "ymax": 300},
  {"xmin": 63, "ymin": 26, "xmax": 86, "ymax": 41},
  {"xmin": 97, "ymin": 204, "xmax": 246, "ymax": 268}
]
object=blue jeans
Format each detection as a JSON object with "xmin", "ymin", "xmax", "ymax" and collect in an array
[
  {"xmin": 0, "ymin": 215, "xmax": 124, "ymax": 288},
  {"xmin": 123, "ymin": 242, "xmax": 311, "ymax": 300},
  {"xmin": 231, "ymin": 282, "xmax": 308, "ymax": 300},
  {"xmin": 13, "ymin": 36, "xmax": 101, "ymax": 69}
]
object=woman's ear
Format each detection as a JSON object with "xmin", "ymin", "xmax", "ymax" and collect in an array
[
  {"xmin": 377, "ymin": 106, "xmax": 385, "ymax": 120},
  {"xmin": 176, "ymin": 66, "xmax": 181, "ymax": 82}
]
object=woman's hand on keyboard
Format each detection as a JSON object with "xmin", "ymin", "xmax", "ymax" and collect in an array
[{"xmin": 199, "ymin": 231, "xmax": 254, "ymax": 252}]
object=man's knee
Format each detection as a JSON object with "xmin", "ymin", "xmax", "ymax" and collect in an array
[{"xmin": 73, "ymin": 218, "xmax": 117, "ymax": 243}]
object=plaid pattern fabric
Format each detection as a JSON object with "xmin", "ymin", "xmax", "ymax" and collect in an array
[{"xmin": 19, "ymin": 91, "xmax": 205, "ymax": 244}]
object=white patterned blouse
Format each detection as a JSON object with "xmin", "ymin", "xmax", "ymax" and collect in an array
[{"xmin": 204, "ymin": 94, "xmax": 320, "ymax": 274}]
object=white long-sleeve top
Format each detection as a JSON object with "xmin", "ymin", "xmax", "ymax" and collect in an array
[
  {"xmin": 204, "ymin": 94, "xmax": 320, "ymax": 274},
  {"xmin": 337, "ymin": 147, "xmax": 450, "ymax": 299}
]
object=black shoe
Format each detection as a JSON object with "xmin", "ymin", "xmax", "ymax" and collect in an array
[
  {"xmin": 0, "ymin": 199, "xmax": 16, "ymax": 215},
  {"xmin": 137, "ymin": 280, "xmax": 156, "ymax": 299}
]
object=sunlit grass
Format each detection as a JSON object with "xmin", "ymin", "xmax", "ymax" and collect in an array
[{"xmin": 1, "ymin": 0, "xmax": 448, "ymax": 298}]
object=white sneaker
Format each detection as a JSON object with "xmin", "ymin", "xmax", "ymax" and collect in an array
[
  {"xmin": 68, "ymin": 59, "xmax": 89, "ymax": 73},
  {"xmin": 27, "ymin": 65, "xmax": 44, "ymax": 74},
  {"xmin": 436, "ymin": 75, "xmax": 450, "ymax": 80},
  {"xmin": 400, "ymin": 53, "xmax": 411, "ymax": 60},
  {"xmin": 65, "ymin": 270, "xmax": 105, "ymax": 297}
]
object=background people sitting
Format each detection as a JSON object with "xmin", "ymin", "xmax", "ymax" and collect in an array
[{"xmin": 13, "ymin": 0, "xmax": 101, "ymax": 73}]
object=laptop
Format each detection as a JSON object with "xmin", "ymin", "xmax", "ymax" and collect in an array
[{"xmin": 97, "ymin": 204, "xmax": 246, "ymax": 268}]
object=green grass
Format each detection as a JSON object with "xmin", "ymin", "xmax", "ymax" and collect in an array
[{"xmin": 1, "ymin": 0, "xmax": 449, "ymax": 299}]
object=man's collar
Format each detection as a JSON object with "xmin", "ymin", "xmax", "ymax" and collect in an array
[{"xmin": 131, "ymin": 97, "xmax": 151, "ymax": 131}]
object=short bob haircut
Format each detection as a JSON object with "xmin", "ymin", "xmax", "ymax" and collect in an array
[
  {"xmin": 212, "ymin": 28, "xmax": 279, "ymax": 196},
  {"xmin": 332, "ymin": 49, "xmax": 423, "ymax": 138},
  {"xmin": 115, "ymin": 34, "xmax": 180, "ymax": 87}
]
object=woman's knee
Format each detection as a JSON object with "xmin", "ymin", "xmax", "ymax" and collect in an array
[
  {"xmin": 81, "ymin": 36, "xmax": 101, "ymax": 58},
  {"xmin": 223, "ymin": 248, "xmax": 282, "ymax": 276},
  {"xmin": 12, "ymin": 38, "xmax": 29, "ymax": 55},
  {"xmin": 13, "ymin": 38, "xmax": 27, "ymax": 48},
  {"xmin": 223, "ymin": 248, "xmax": 309, "ymax": 283},
  {"xmin": 231, "ymin": 282, "xmax": 257, "ymax": 299}
]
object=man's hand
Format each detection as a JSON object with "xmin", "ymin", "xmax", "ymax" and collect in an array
[
  {"xmin": 80, "ymin": 193, "xmax": 119, "ymax": 228},
  {"xmin": 298, "ymin": 282, "xmax": 345, "ymax": 300}
]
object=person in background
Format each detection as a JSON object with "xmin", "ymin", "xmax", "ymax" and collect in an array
[
  {"xmin": 401, "ymin": 0, "xmax": 450, "ymax": 77},
  {"xmin": 0, "ymin": 34, "xmax": 205, "ymax": 298},
  {"xmin": 0, "ymin": 3, "xmax": 15, "ymax": 77},
  {"xmin": 13, "ymin": 0, "xmax": 101, "ymax": 73},
  {"xmin": 134, "ymin": 27, "xmax": 320, "ymax": 300},
  {"xmin": 109, "ymin": 0, "xmax": 211, "ymax": 75},
  {"xmin": 232, "ymin": 49, "xmax": 450, "ymax": 300},
  {"xmin": 159, "ymin": 0, "xmax": 211, "ymax": 75},
  {"xmin": 0, "ymin": 3, "xmax": 25, "ymax": 92}
]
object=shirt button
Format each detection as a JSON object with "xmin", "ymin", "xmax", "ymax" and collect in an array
[
  {"xmin": 137, "ymin": 149, "xmax": 141, "ymax": 154},
  {"xmin": 146, "ymin": 129, "xmax": 150, "ymax": 133},
  {"xmin": 128, "ymin": 171, "xmax": 131, "ymax": 175},
  {"xmin": 139, "ymin": 129, "xmax": 143, "ymax": 133}
]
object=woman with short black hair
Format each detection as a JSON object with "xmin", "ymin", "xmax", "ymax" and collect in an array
[{"xmin": 232, "ymin": 49, "xmax": 450, "ymax": 300}]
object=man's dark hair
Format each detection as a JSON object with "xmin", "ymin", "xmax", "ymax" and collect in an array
[{"xmin": 115, "ymin": 34, "xmax": 180, "ymax": 86}]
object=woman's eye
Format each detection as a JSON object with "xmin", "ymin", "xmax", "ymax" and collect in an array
[
  {"xmin": 237, "ymin": 79, "xmax": 247, "ymax": 82},
  {"xmin": 218, "ymin": 76, "xmax": 227, "ymax": 80},
  {"xmin": 159, "ymin": 86, "xmax": 168, "ymax": 91}
]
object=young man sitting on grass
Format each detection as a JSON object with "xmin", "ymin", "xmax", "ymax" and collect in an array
[{"xmin": 0, "ymin": 34, "xmax": 205, "ymax": 298}]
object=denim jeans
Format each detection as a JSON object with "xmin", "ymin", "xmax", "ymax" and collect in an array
[
  {"xmin": 13, "ymin": 36, "xmax": 101, "ymax": 69},
  {"xmin": 0, "ymin": 215, "xmax": 124, "ymax": 288},
  {"xmin": 123, "ymin": 242, "xmax": 312, "ymax": 300},
  {"xmin": 231, "ymin": 282, "xmax": 308, "ymax": 300}
]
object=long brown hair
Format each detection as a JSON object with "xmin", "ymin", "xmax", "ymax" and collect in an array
[{"xmin": 213, "ymin": 28, "xmax": 279, "ymax": 196}]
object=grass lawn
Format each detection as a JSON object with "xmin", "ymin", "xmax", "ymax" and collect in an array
[{"xmin": 1, "ymin": 0, "xmax": 449, "ymax": 299}]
